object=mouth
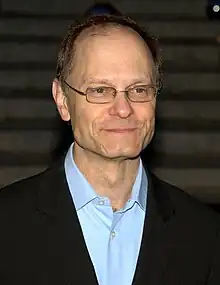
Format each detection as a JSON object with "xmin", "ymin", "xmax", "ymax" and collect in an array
[{"xmin": 103, "ymin": 128, "xmax": 137, "ymax": 133}]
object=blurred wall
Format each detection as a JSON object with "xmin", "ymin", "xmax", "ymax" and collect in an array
[{"xmin": 0, "ymin": 0, "xmax": 220, "ymax": 204}]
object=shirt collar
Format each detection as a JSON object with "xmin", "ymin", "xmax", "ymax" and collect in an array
[
  {"xmin": 64, "ymin": 143, "xmax": 148, "ymax": 212},
  {"xmin": 129, "ymin": 159, "xmax": 148, "ymax": 211},
  {"xmin": 64, "ymin": 144, "xmax": 97, "ymax": 210}
]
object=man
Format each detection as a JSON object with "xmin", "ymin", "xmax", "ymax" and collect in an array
[{"xmin": 0, "ymin": 14, "xmax": 220, "ymax": 285}]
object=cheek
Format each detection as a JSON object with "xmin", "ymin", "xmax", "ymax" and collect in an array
[
  {"xmin": 70, "ymin": 103, "xmax": 102, "ymax": 138},
  {"xmin": 137, "ymin": 103, "xmax": 156, "ymax": 127},
  {"xmin": 72, "ymin": 110, "xmax": 90, "ymax": 135},
  {"xmin": 138, "ymin": 105, "xmax": 155, "ymax": 143},
  {"xmin": 67, "ymin": 99, "xmax": 84, "ymax": 135}
]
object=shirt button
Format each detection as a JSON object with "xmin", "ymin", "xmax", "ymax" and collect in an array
[
  {"xmin": 98, "ymin": 200, "xmax": 105, "ymax": 205},
  {"xmin": 111, "ymin": 231, "xmax": 116, "ymax": 239}
]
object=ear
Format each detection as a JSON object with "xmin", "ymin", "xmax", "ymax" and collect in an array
[{"xmin": 52, "ymin": 79, "xmax": 70, "ymax": 121}]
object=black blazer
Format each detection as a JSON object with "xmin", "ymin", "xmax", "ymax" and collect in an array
[{"xmin": 0, "ymin": 160, "xmax": 220, "ymax": 285}]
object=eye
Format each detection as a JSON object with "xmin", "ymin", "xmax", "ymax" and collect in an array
[
  {"xmin": 95, "ymin": 87, "xmax": 106, "ymax": 93},
  {"xmin": 87, "ymin": 86, "xmax": 112, "ymax": 98},
  {"xmin": 90, "ymin": 87, "xmax": 108, "ymax": 94},
  {"xmin": 133, "ymin": 86, "xmax": 147, "ymax": 93}
]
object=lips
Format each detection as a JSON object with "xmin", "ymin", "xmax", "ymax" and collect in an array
[{"xmin": 103, "ymin": 128, "xmax": 137, "ymax": 133}]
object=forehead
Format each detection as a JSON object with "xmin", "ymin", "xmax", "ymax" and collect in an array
[{"xmin": 71, "ymin": 25, "xmax": 155, "ymax": 84}]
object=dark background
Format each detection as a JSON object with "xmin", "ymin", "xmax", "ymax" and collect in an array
[{"xmin": 0, "ymin": 0, "xmax": 220, "ymax": 210}]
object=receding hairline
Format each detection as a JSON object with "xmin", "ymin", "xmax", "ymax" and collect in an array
[
  {"xmin": 75, "ymin": 22, "xmax": 148, "ymax": 43},
  {"xmin": 56, "ymin": 16, "xmax": 162, "ymax": 91},
  {"xmin": 71, "ymin": 23, "xmax": 156, "ymax": 74}
]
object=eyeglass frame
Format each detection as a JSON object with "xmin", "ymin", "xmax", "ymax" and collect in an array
[{"xmin": 63, "ymin": 80, "xmax": 158, "ymax": 104}]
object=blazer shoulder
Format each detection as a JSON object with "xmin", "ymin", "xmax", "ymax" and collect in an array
[
  {"xmin": 0, "ymin": 168, "xmax": 51, "ymax": 212},
  {"xmin": 151, "ymin": 173, "xmax": 220, "ymax": 227}
]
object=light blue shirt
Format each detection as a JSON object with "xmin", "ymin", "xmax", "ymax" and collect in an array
[{"xmin": 64, "ymin": 144, "xmax": 148, "ymax": 285}]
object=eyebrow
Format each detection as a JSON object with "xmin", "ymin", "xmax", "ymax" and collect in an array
[
  {"xmin": 86, "ymin": 78, "xmax": 115, "ymax": 86},
  {"xmin": 85, "ymin": 77, "xmax": 153, "ymax": 86}
]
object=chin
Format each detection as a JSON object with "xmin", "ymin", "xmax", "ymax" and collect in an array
[{"xmin": 100, "ymin": 146, "xmax": 142, "ymax": 160}]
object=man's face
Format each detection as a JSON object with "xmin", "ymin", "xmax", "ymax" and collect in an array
[{"xmin": 57, "ymin": 26, "xmax": 156, "ymax": 160}]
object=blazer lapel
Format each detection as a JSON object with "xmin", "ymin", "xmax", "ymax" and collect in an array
[
  {"xmin": 35, "ymin": 162, "xmax": 99, "ymax": 285},
  {"xmin": 132, "ymin": 173, "xmax": 175, "ymax": 285},
  {"xmin": 34, "ymin": 160, "xmax": 175, "ymax": 285}
]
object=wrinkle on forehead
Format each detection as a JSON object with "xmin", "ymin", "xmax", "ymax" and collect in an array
[{"xmin": 85, "ymin": 75, "xmax": 154, "ymax": 86}]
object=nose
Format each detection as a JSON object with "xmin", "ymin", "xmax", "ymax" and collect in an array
[{"xmin": 108, "ymin": 91, "xmax": 134, "ymax": 119}]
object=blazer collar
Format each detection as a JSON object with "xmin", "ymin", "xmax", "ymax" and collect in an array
[
  {"xmin": 132, "ymin": 172, "xmax": 176, "ymax": 285},
  {"xmin": 35, "ymin": 158, "xmax": 175, "ymax": 222},
  {"xmin": 35, "ymin": 158, "xmax": 176, "ymax": 285},
  {"xmin": 35, "ymin": 157, "xmax": 99, "ymax": 285}
]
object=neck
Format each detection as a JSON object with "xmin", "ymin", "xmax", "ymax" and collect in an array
[{"xmin": 73, "ymin": 144, "xmax": 140, "ymax": 210}]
